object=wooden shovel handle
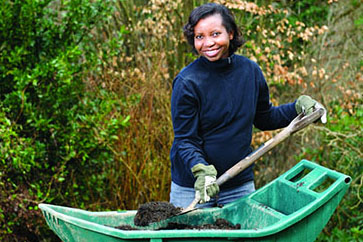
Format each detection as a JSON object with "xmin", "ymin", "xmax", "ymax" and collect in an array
[
  {"xmin": 216, "ymin": 108, "xmax": 325, "ymax": 186},
  {"xmin": 182, "ymin": 108, "xmax": 324, "ymax": 213}
]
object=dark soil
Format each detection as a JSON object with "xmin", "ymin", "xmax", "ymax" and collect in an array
[
  {"xmin": 114, "ymin": 224, "xmax": 140, "ymax": 230},
  {"xmin": 163, "ymin": 218, "xmax": 241, "ymax": 230},
  {"xmin": 115, "ymin": 218, "xmax": 241, "ymax": 230},
  {"xmin": 128, "ymin": 201, "xmax": 240, "ymax": 230},
  {"xmin": 133, "ymin": 201, "xmax": 183, "ymax": 226}
]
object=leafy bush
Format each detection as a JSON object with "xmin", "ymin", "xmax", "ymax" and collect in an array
[{"xmin": 0, "ymin": 0, "xmax": 130, "ymax": 240}]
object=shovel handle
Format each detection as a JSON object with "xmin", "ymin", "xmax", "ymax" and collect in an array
[
  {"xmin": 216, "ymin": 108, "xmax": 325, "ymax": 186},
  {"xmin": 182, "ymin": 108, "xmax": 324, "ymax": 213}
]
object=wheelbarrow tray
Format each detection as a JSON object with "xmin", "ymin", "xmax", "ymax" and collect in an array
[{"xmin": 39, "ymin": 160, "xmax": 351, "ymax": 242}]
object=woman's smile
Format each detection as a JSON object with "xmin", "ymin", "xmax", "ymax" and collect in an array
[{"xmin": 203, "ymin": 48, "xmax": 221, "ymax": 58}]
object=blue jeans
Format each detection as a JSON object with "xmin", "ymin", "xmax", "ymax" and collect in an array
[{"xmin": 169, "ymin": 181, "xmax": 255, "ymax": 208}]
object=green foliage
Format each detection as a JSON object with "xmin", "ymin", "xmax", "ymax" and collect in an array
[
  {"xmin": 0, "ymin": 0, "xmax": 131, "ymax": 240},
  {"xmin": 259, "ymin": 0, "xmax": 330, "ymax": 26},
  {"xmin": 285, "ymin": 0, "xmax": 330, "ymax": 26},
  {"xmin": 318, "ymin": 226, "xmax": 363, "ymax": 242},
  {"xmin": 354, "ymin": 16, "xmax": 363, "ymax": 26},
  {"xmin": 314, "ymin": 105, "xmax": 363, "ymax": 241}
]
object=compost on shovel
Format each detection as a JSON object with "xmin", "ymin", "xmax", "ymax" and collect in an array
[{"xmin": 133, "ymin": 201, "xmax": 182, "ymax": 226}]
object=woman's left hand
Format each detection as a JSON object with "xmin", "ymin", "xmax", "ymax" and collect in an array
[{"xmin": 295, "ymin": 95, "xmax": 327, "ymax": 123}]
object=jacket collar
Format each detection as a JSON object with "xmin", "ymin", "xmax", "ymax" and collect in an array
[{"xmin": 199, "ymin": 54, "xmax": 235, "ymax": 71}]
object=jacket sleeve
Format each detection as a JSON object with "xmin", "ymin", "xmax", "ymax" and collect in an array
[
  {"xmin": 253, "ymin": 67, "xmax": 298, "ymax": 130},
  {"xmin": 171, "ymin": 76, "xmax": 209, "ymax": 174}
]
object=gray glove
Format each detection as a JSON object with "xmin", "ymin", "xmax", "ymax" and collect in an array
[
  {"xmin": 191, "ymin": 163, "xmax": 219, "ymax": 203},
  {"xmin": 295, "ymin": 95, "xmax": 327, "ymax": 123}
]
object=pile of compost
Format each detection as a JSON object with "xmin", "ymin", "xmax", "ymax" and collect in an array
[
  {"xmin": 134, "ymin": 201, "xmax": 183, "ymax": 226},
  {"xmin": 162, "ymin": 218, "xmax": 241, "ymax": 230},
  {"xmin": 115, "ymin": 218, "xmax": 240, "ymax": 230},
  {"xmin": 113, "ymin": 201, "xmax": 241, "ymax": 231}
]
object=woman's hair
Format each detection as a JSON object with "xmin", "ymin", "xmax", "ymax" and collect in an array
[{"xmin": 183, "ymin": 3, "xmax": 245, "ymax": 55}]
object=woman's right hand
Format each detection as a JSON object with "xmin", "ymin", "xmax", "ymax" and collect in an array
[{"xmin": 191, "ymin": 163, "xmax": 220, "ymax": 203}]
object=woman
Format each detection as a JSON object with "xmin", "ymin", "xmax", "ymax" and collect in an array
[{"xmin": 169, "ymin": 3, "xmax": 325, "ymax": 208}]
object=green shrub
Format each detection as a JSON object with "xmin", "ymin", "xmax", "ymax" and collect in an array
[
  {"xmin": 315, "ymin": 105, "xmax": 362, "ymax": 241},
  {"xmin": 0, "ymin": 0, "xmax": 131, "ymax": 240}
]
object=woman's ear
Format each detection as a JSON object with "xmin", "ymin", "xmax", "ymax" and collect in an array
[{"xmin": 229, "ymin": 31, "xmax": 234, "ymax": 40}]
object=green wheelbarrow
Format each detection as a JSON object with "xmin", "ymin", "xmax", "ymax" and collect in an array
[{"xmin": 39, "ymin": 160, "xmax": 351, "ymax": 242}]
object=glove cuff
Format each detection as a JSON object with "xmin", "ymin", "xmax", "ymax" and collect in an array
[{"xmin": 191, "ymin": 164, "xmax": 217, "ymax": 178}]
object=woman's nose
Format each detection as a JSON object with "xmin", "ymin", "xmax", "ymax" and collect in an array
[{"xmin": 204, "ymin": 37, "xmax": 215, "ymax": 47}]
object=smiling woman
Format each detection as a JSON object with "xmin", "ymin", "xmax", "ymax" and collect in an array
[{"xmin": 168, "ymin": 2, "xmax": 326, "ymax": 210}]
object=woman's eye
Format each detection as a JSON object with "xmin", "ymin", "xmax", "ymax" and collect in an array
[
  {"xmin": 212, "ymin": 32, "xmax": 221, "ymax": 37},
  {"xmin": 195, "ymin": 35, "xmax": 203, "ymax": 40}
]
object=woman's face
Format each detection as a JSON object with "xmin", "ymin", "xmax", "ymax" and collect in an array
[{"xmin": 194, "ymin": 14, "xmax": 233, "ymax": 62}]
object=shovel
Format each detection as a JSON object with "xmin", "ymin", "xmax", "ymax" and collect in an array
[{"xmin": 179, "ymin": 107, "xmax": 325, "ymax": 215}]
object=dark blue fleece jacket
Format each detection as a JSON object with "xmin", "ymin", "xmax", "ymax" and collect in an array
[{"xmin": 170, "ymin": 54, "xmax": 297, "ymax": 189}]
